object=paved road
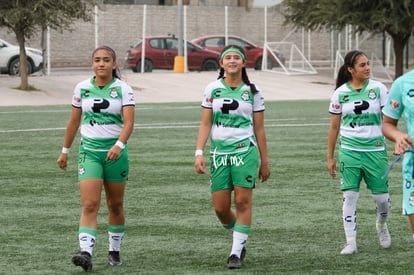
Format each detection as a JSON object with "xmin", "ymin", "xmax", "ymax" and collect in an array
[{"xmin": 0, "ymin": 68, "xmax": 337, "ymax": 106}]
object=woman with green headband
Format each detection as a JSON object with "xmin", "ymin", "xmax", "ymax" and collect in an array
[{"xmin": 195, "ymin": 45, "xmax": 270, "ymax": 269}]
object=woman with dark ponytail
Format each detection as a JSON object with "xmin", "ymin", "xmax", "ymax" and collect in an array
[
  {"xmin": 327, "ymin": 50, "xmax": 391, "ymax": 255},
  {"xmin": 194, "ymin": 45, "xmax": 270, "ymax": 269},
  {"xmin": 57, "ymin": 45, "xmax": 135, "ymax": 271}
]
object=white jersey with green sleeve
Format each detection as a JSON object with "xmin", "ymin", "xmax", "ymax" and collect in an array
[
  {"xmin": 201, "ymin": 78, "xmax": 265, "ymax": 154},
  {"xmin": 72, "ymin": 77, "xmax": 135, "ymax": 151},
  {"xmin": 328, "ymin": 79, "xmax": 388, "ymax": 151},
  {"xmin": 382, "ymin": 70, "xmax": 414, "ymax": 138}
]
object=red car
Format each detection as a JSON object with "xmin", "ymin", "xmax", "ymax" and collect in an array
[
  {"xmin": 125, "ymin": 35, "xmax": 220, "ymax": 72},
  {"xmin": 192, "ymin": 35, "xmax": 285, "ymax": 70}
]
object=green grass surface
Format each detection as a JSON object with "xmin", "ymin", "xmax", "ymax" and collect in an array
[{"xmin": 0, "ymin": 100, "xmax": 411, "ymax": 274}]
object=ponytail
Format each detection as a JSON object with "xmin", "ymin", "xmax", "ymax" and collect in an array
[{"xmin": 335, "ymin": 50, "xmax": 365, "ymax": 89}]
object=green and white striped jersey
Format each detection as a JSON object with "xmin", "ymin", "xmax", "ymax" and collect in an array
[
  {"xmin": 329, "ymin": 79, "xmax": 388, "ymax": 151},
  {"xmin": 72, "ymin": 77, "xmax": 135, "ymax": 151},
  {"xmin": 202, "ymin": 78, "xmax": 265, "ymax": 154}
]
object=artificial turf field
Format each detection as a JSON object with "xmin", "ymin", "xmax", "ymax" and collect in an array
[{"xmin": 1, "ymin": 100, "xmax": 412, "ymax": 274}]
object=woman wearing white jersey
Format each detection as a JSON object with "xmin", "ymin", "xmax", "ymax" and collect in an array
[
  {"xmin": 194, "ymin": 45, "xmax": 270, "ymax": 269},
  {"xmin": 57, "ymin": 46, "xmax": 135, "ymax": 271},
  {"xmin": 327, "ymin": 50, "xmax": 391, "ymax": 255}
]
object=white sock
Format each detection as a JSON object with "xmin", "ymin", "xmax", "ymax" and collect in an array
[
  {"xmin": 372, "ymin": 193, "xmax": 391, "ymax": 225},
  {"xmin": 342, "ymin": 191, "xmax": 359, "ymax": 243},
  {"xmin": 108, "ymin": 232, "xmax": 124, "ymax": 252},
  {"xmin": 79, "ymin": 233, "xmax": 96, "ymax": 256},
  {"xmin": 230, "ymin": 231, "xmax": 248, "ymax": 258}
]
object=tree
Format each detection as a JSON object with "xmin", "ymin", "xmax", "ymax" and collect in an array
[
  {"xmin": 0, "ymin": 0, "xmax": 96, "ymax": 90},
  {"xmin": 280, "ymin": 0, "xmax": 414, "ymax": 78}
]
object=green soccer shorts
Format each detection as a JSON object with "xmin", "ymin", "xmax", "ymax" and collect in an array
[
  {"xmin": 78, "ymin": 144, "xmax": 129, "ymax": 182},
  {"xmin": 209, "ymin": 145, "xmax": 259, "ymax": 192},
  {"xmin": 339, "ymin": 149, "xmax": 388, "ymax": 194}
]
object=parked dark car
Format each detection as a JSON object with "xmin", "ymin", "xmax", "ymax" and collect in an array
[
  {"xmin": 125, "ymin": 35, "xmax": 220, "ymax": 72},
  {"xmin": 192, "ymin": 35, "xmax": 285, "ymax": 70}
]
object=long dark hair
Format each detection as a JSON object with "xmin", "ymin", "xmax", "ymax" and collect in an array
[
  {"xmin": 217, "ymin": 45, "xmax": 258, "ymax": 94},
  {"xmin": 92, "ymin": 45, "xmax": 122, "ymax": 79},
  {"xmin": 335, "ymin": 50, "xmax": 366, "ymax": 89}
]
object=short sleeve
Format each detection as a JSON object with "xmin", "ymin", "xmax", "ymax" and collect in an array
[
  {"xmin": 121, "ymin": 82, "xmax": 135, "ymax": 106},
  {"xmin": 201, "ymin": 83, "xmax": 213, "ymax": 108},
  {"xmin": 71, "ymin": 82, "xmax": 82, "ymax": 108},
  {"xmin": 253, "ymin": 86, "xmax": 265, "ymax": 112},
  {"xmin": 328, "ymin": 89, "xmax": 341, "ymax": 114},
  {"xmin": 382, "ymin": 77, "xmax": 403, "ymax": 120}
]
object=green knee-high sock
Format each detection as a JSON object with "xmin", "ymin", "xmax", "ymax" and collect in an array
[
  {"xmin": 223, "ymin": 220, "xmax": 236, "ymax": 235},
  {"xmin": 108, "ymin": 224, "xmax": 126, "ymax": 252},
  {"xmin": 230, "ymin": 224, "xmax": 250, "ymax": 257},
  {"xmin": 78, "ymin": 226, "xmax": 97, "ymax": 256}
]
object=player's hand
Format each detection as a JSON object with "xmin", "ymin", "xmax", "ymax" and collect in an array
[
  {"xmin": 327, "ymin": 158, "xmax": 337, "ymax": 178},
  {"xmin": 259, "ymin": 163, "xmax": 270, "ymax": 182},
  {"xmin": 195, "ymin": 156, "xmax": 206, "ymax": 174},
  {"xmin": 57, "ymin": 153, "xmax": 68, "ymax": 171},
  {"xmin": 107, "ymin": 145, "xmax": 121, "ymax": 160},
  {"xmin": 394, "ymin": 133, "xmax": 414, "ymax": 156}
]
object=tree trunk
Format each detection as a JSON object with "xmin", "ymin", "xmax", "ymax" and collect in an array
[
  {"xmin": 15, "ymin": 30, "xmax": 29, "ymax": 90},
  {"xmin": 391, "ymin": 33, "xmax": 410, "ymax": 79}
]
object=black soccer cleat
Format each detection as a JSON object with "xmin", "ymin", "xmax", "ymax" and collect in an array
[
  {"xmin": 108, "ymin": 251, "xmax": 122, "ymax": 266},
  {"xmin": 227, "ymin": 254, "xmax": 241, "ymax": 269},
  {"xmin": 72, "ymin": 251, "xmax": 92, "ymax": 272}
]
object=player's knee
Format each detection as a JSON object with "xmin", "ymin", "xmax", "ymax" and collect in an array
[
  {"xmin": 82, "ymin": 200, "xmax": 100, "ymax": 214},
  {"xmin": 107, "ymin": 202, "xmax": 124, "ymax": 216}
]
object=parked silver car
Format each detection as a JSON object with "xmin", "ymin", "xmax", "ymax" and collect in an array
[{"xmin": 0, "ymin": 38, "xmax": 43, "ymax": 75}]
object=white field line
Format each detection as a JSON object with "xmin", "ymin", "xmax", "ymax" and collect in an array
[{"xmin": 0, "ymin": 120, "xmax": 328, "ymax": 133}]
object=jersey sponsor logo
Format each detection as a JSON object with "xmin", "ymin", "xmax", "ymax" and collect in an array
[
  {"xmin": 205, "ymin": 97, "xmax": 213, "ymax": 104},
  {"xmin": 331, "ymin": 103, "xmax": 340, "ymax": 110},
  {"xmin": 89, "ymin": 119, "xmax": 115, "ymax": 127},
  {"xmin": 348, "ymin": 112, "xmax": 375, "ymax": 128},
  {"xmin": 221, "ymin": 98, "xmax": 239, "ymax": 114},
  {"xmin": 73, "ymin": 95, "xmax": 81, "ymax": 103},
  {"xmin": 353, "ymin": 100, "xmax": 369, "ymax": 114},
  {"xmin": 212, "ymin": 149, "xmax": 245, "ymax": 169},
  {"xmin": 389, "ymin": 100, "xmax": 399, "ymax": 109},
  {"xmin": 92, "ymin": 98, "xmax": 110, "ymax": 113}
]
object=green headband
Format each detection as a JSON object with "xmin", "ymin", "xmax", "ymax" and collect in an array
[{"xmin": 220, "ymin": 48, "xmax": 246, "ymax": 61}]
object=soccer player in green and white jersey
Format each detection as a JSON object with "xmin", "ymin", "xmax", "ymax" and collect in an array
[
  {"xmin": 383, "ymin": 69, "xmax": 414, "ymax": 244},
  {"xmin": 327, "ymin": 50, "xmax": 391, "ymax": 255},
  {"xmin": 195, "ymin": 45, "xmax": 270, "ymax": 269},
  {"xmin": 57, "ymin": 46, "xmax": 135, "ymax": 271}
]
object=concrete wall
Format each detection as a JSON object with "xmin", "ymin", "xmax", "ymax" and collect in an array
[{"xmin": 0, "ymin": 4, "xmax": 405, "ymax": 69}]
